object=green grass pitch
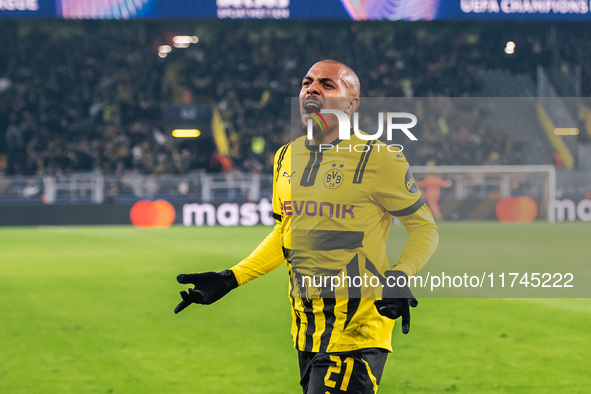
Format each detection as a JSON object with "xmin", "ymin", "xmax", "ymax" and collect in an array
[{"xmin": 1, "ymin": 222, "xmax": 590, "ymax": 393}]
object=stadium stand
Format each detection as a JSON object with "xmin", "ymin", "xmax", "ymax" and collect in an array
[{"xmin": 1, "ymin": 20, "xmax": 589, "ymax": 176}]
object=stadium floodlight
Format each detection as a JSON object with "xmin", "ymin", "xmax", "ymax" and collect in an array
[
  {"xmin": 505, "ymin": 41, "xmax": 516, "ymax": 54},
  {"xmin": 158, "ymin": 44, "xmax": 172, "ymax": 58},
  {"xmin": 173, "ymin": 36, "xmax": 198, "ymax": 48},
  {"xmin": 554, "ymin": 128, "xmax": 579, "ymax": 136},
  {"xmin": 172, "ymin": 129, "xmax": 201, "ymax": 138}
]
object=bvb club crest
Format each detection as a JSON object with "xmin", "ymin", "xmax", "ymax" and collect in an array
[{"xmin": 324, "ymin": 168, "xmax": 344, "ymax": 189}]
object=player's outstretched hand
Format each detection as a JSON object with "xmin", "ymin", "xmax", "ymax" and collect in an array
[
  {"xmin": 174, "ymin": 270, "xmax": 238, "ymax": 314},
  {"xmin": 374, "ymin": 270, "xmax": 418, "ymax": 334}
]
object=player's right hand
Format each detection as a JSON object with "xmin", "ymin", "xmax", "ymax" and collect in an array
[{"xmin": 174, "ymin": 270, "xmax": 239, "ymax": 314}]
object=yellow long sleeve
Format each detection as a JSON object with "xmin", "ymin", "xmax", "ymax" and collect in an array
[
  {"xmin": 230, "ymin": 222, "xmax": 285, "ymax": 286},
  {"xmin": 392, "ymin": 204, "xmax": 439, "ymax": 276}
]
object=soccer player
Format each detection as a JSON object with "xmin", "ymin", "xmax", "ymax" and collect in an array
[
  {"xmin": 175, "ymin": 60, "xmax": 439, "ymax": 393},
  {"xmin": 417, "ymin": 175, "xmax": 452, "ymax": 219}
]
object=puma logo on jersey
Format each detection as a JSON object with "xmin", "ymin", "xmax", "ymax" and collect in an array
[{"xmin": 283, "ymin": 171, "xmax": 295, "ymax": 183}]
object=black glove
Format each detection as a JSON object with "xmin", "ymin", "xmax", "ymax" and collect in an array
[
  {"xmin": 174, "ymin": 270, "xmax": 238, "ymax": 314},
  {"xmin": 374, "ymin": 270, "xmax": 418, "ymax": 334}
]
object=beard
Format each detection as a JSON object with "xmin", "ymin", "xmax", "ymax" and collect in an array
[{"xmin": 300, "ymin": 116, "xmax": 325, "ymax": 138}]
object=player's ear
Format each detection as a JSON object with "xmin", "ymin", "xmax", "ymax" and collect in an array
[{"xmin": 344, "ymin": 97, "xmax": 360, "ymax": 115}]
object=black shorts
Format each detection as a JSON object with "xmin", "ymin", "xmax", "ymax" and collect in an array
[{"xmin": 298, "ymin": 348, "xmax": 388, "ymax": 394}]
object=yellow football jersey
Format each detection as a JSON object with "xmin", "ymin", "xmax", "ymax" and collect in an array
[{"xmin": 232, "ymin": 133, "xmax": 438, "ymax": 353}]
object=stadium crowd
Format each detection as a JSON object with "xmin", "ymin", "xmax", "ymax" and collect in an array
[{"xmin": 0, "ymin": 20, "xmax": 576, "ymax": 176}]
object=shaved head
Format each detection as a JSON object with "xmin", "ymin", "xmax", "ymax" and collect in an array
[
  {"xmin": 311, "ymin": 59, "xmax": 361, "ymax": 97},
  {"xmin": 299, "ymin": 59, "xmax": 361, "ymax": 143}
]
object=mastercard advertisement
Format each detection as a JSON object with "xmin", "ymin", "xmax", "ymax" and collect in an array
[{"xmin": 129, "ymin": 200, "xmax": 176, "ymax": 228}]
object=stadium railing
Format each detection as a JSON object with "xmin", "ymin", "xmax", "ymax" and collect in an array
[
  {"xmin": 0, "ymin": 172, "xmax": 272, "ymax": 205},
  {"xmin": 3, "ymin": 166, "xmax": 589, "ymax": 223}
]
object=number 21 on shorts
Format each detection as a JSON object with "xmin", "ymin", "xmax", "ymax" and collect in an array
[{"xmin": 324, "ymin": 355, "xmax": 354, "ymax": 391}]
